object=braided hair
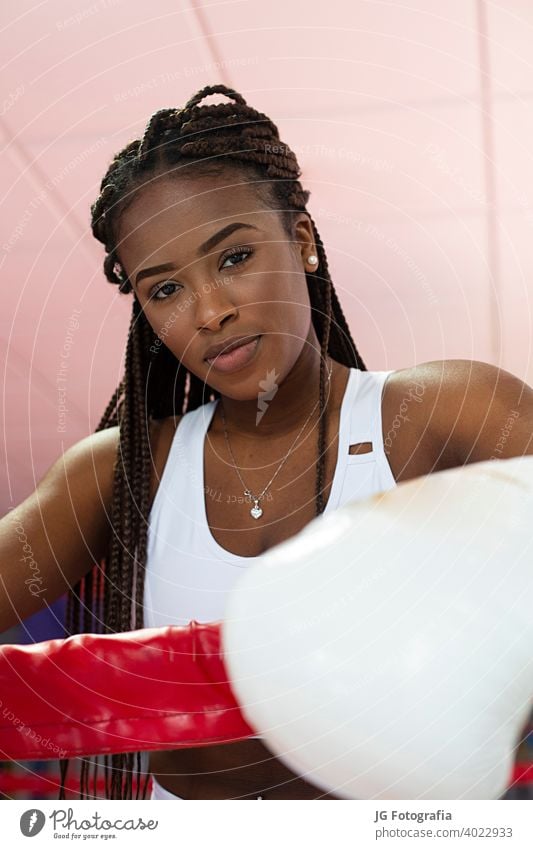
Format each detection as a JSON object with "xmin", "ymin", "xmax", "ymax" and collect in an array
[{"xmin": 59, "ymin": 83, "xmax": 367, "ymax": 800}]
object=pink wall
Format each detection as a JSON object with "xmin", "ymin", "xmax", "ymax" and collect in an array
[{"xmin": 2, "ymin": 1, "xmax": 533, "ymax": 510}]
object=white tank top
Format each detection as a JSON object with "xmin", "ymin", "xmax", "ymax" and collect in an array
[{"xmin": 144, "ymin": 368, "xmax": 398, "ymax": 629}]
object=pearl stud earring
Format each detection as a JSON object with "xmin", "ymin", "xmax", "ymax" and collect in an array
[{"xmin": 307, "ymin": 254, "xmax": 318, "ymax": 266}]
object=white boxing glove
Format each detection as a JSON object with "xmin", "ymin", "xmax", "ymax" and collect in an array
[{"xmin": 223, "ymin": 456, "xmax": 533, "ymax": 799}]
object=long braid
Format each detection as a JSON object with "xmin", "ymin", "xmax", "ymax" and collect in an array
[{"xmin": 61, "ymin": 83, "xmax": 367, "ymax": 800}]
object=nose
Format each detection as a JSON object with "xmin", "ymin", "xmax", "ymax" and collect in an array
[{"xmin": 194, "ymin": 280, "xmax": 239, "ymax": 332}]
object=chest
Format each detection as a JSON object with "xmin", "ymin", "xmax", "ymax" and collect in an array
[{"xmin": 201, "ymin": 421, "xmax": 340, "ymax": 557}]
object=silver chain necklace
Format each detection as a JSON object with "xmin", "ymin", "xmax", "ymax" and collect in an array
[{"xmin": 219, "ymin": 360, "xmax": 332, "ymax": 519}]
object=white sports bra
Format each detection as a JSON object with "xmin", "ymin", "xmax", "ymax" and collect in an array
[{"xmin": 144, "ymin": 368, "xmax": 397, "ymax": 628}]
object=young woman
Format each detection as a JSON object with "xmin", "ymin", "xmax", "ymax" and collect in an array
[{"xmin": 1, "ymin": 83, "xmax": 532, "ymax": 800}]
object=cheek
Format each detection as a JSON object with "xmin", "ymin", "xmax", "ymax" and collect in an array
[
  {"xmin": 264, "ymin": 306, "xmax": 311, "ymax": 361},
  {"xmin": 142, "ymin": 304, "xmax": 190, "ymax": 359},
  {"xmin": 268, "ymin": 276, "xmax": 311, "ymax": 334}
]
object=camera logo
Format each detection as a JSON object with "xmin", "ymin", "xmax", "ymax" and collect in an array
[{"xmin": 20, "ymin": 809, "xmax": 46, "ymax": 837}]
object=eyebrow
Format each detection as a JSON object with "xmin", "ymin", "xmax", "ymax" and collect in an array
[{"xmin": 134, "ymin": 222, "xmax": 260, "ymax": 287}]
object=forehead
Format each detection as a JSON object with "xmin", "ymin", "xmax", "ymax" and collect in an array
[{"xmin": 116, "ymin": 173, "xmax": 278, "ymax": 270}]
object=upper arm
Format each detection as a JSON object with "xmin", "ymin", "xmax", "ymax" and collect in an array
[
  {"xmin": 417, "ymin": 359, "xmax": 533, "ymax": 466},
  {"xmin": 382, "ymin": 359, "xmax": 533, "ymax": 481},
  {"xmin": 0, "ymin": 426, "xmax": 120, "ymax": 632},
  {"xmin": 381, "ymin": 364, "xmax": 462, "ymax": 481}
]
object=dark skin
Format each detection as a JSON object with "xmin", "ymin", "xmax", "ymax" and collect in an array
[{"xmin": 115, "ymin": 172, "xmax": 533, "ymax": 799}]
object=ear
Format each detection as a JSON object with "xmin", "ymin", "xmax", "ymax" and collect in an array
[{"xmin": 291, "ymin": 214, "xmax": 319, "ymax": 269}]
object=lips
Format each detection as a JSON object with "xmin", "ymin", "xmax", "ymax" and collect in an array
[
  {"xmin": 205, "ymin": 335, "xmax": 261, "ymax": 374},
  {"xmin": 204, "ymin": 334, "xmax": 260, "ymax": 362}
]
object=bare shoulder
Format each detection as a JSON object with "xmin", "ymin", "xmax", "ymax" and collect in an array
[
  {"xmin": 67, "ymin": 415, "xmax": 182, "ymax": 502},
  {"xmin": 0, "ymin": 425, "xmax": 122, "ymax": 631},
  {"xmin": 381, "ymin": 357, "xmax": 533, "ymax": 479},
  {"xmin": 381, "ymin": 359, "xmax": 477, "ymax": 482},
  {"xmin": 0, "ymin": 415, "xmax": 187, "ymax": 632},
  {"xmin": 66, "ymin": 424, "xmax": 121, "ymax": 480}
]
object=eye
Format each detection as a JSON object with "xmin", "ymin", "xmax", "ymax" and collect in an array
[
  {"xmin": 219, "ymin": 246, "xmax": 253, "ymax": 270},
  {"xmin": 150, "ymin": 281, "xmax": 181, "ymax": 302}
]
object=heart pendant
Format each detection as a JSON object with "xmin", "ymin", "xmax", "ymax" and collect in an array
[{"xmin": 250, "ymin": 505, "xmax": 263, "ymax": 520}]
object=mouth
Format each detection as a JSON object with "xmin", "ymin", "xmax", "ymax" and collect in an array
[{"xmin": 205, "ymin": 335, "xmax": 261, "ymax": 374}]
